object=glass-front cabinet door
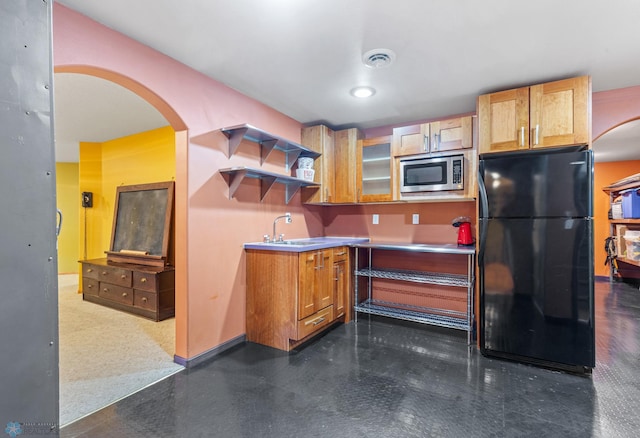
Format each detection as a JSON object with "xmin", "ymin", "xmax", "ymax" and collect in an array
[{"xmin": 357, "ymin": 135, "xmax": 393, "ymax": 202}]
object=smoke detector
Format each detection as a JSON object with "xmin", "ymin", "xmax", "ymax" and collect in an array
[{"xmin": 362, "ymin": 48, "xmax": 396, "ymax": 68}]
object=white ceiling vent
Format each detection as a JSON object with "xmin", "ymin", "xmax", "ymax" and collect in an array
[{"xmin": 362, "ymin": 49, "xmax": 396, "ymax": 68}]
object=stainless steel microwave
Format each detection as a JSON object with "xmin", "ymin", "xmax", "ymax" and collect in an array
[{"xmin": 399, "ymin": 154, "xmax": 464, "ymax": 193}]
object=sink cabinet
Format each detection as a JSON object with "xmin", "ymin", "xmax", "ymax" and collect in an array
[
  {"xmin": 332, "ymin": 246, "xmax": 350, "ymax": 320},
  {"xmin": 246, "ymin": 247, "xmax": 349, "ymax": 351}
]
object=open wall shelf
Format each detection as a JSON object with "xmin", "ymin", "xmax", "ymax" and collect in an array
[
  {"xmin": 220, "ymin": 166, "xmax": 319, "ymax": 204},
  {"xmin": 221, "ymin": 124, "xmax": 320, "ymax": 170}
]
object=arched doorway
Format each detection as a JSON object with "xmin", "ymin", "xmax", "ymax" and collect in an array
[{"xmin": 53, "ymin": 67, "xmax": 188, "ymax": 424}]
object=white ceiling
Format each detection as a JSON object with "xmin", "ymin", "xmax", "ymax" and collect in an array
[{"xmin": 53, "ymin": 0, "xmax": 640, "ymax": 162}]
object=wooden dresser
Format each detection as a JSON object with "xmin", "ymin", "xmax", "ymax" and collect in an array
[{"xmin": 80, "ymin": 258, "xmax": 175, "ymax": 321}]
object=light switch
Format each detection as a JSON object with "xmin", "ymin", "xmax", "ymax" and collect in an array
[
  {"xmin": 372, "ymin": 214, "xmax": 379, "ymax": 225},
  {"xmin": 412, "ymin": 214, "xmax": 419, "ymax": 225}
]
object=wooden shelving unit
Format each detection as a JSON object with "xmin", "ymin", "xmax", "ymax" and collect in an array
[{"xmin": 603, "ymin": 176, "xmax": 640, "ymax": 280}]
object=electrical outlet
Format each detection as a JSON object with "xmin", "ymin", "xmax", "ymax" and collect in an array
[
  {"xmin": 285, "ymin": 212, "xmax": 292, "ymax": 224},
  {"xmin": 372, "ymin": 214, "xmax": 379, "ymax": 225},
  {"xmin": 412, "ymin": 214, "xmax": 419, "ymax": 225}
]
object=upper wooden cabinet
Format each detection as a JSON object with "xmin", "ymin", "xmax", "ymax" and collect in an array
[
  {"xmin": 301, "ymin": 126, "xmax": 362, "ymax": 204},
  {"xmin": 334, "ymin": 128, "xmax": 362, "ymax": 203},
  {"xmin": 431, "ymin": 116, "xmax": 473, "ymax": 153},
  {"xmin": 392, "ymin": 124, "xmax": 430, "ymax": 156},
  {"xmin": 357, "ymin": 135, "xmax": 393, "ymax": 203},
  {"xmin": 393, "ymin": 116, "xmax": 473, "ymax": 157},
  {"xmin": 478, "ymin": 76, "xmax": 591, "ymax": 154},
  {"xmin": 301, "ymin": 125, "xmax": 334, "ymax": 203}
]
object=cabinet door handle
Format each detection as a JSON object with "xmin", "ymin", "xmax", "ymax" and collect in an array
[
  {"xmin": 335, "ymin": 251, "xmax": 346, "ymax": 256},
  {"xmin": 534, "ymin": 124, "xmax": 540, "ymax": 145},
  {"xmin": 121, "ymin": 274, "xmax": 127, "ymax": 279},
  {"xmin": 334, "ymin": 265, "xmax": 339, "ymax": 281},
  {"xmin": 103, "ymin": 288, "xmax": 109, "ymax": 293},
  {"xmin": 519, "ymin": 127, "xmax": 525, "ymax": 147},
  {"xmin": 87, "ymin": 284, "xmax": 92, "ymax": 289},
  {"xmin": 122, "ymin": 292, "xmax": 128, "ymax": 297},
  {"xmin": 432, "ymin": 133, "xmax": 439, "ymax": 151},
  {"xmin": 101, "ymin": 271, "xmax": 107, "ymax": 276},
  {"xmin": 423, "ymin": 134, "xmax": 429, "ymax": 152},
  {"xmin": 86, "ymin": 268, "xmax": 93, "ymax": 273},
  {"xmin": 140, "ymin": 278, "xmax": 147, "ymax": 283},
  {"xmin": 142, "ymin": 297, "xmax": 148, "ymax": 303}
]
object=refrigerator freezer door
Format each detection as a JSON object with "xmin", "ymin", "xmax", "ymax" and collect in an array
[
  {"xmin": 480, "ymin": 148, "xmax": 592, "ymax": 218},
  {"xmin": 480, "ymin": 217, "xmax": 594, "ymax": 368}
]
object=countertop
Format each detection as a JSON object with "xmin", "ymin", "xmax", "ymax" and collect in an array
[
  {"xmin": 244, "ymin": 237, "xmax": 476, "ymax": 254},
  {"xmin": 351, "ymin": 242, "xmax": 476, "ymax": 255},
  {"xmin": 243, "ymin": 236, "xmax": 369, "ymax": 252}
]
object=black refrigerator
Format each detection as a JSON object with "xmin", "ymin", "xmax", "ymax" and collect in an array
[{"xmin": 478, "ymin": 146, "xmax": 595, "ymax": 373}]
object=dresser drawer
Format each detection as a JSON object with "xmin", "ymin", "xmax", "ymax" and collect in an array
[
  {"xmin": 99, "ymin": 283, "xmax": 134, "ymax": 305},
  {"xmin": 296, "ymin": 305, "xmax": 333, "ymax": 341},
  {"xmin": 82, "ymin": 278, "xmax": 99, "ymax": 296},
  {"xmin": 134, "ymin": 289, "xmax": 157, "ymax": 311},
  {"xmin": 132, "ymin": 271, "xmax": 158, "ymax": 292},
  {"xmin": 82, "ymin": 264, "xmax": 101, "ymax": 281},
  {"xmin": 96, "ymin": 265, "xmax": 132, "ymax": 287}
]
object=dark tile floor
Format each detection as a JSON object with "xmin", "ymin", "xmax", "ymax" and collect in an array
[{"xmin": 62, "ymin": 280, "xmax": 640, "ymax": 437}]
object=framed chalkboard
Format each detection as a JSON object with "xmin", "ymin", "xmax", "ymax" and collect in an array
[{"xmin": 106, "ymin": 181, "xmax": 174, "ymax": 266}]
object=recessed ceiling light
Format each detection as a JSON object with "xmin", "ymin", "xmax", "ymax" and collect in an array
[
  {"xmin": 362, "ymin": 48, "xmax": 396, "ymax": 69},
  {"xmin": 350, "ymin": 86, "xmax": 376, "ymax": 98}
]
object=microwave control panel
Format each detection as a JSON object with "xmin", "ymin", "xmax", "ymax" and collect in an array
[{"xmin": 452, "ymin": 159, "xmax": 463, "ymax": 185}]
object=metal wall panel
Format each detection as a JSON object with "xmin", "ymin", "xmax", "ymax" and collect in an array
[{"xmin": 0, "ymin": 0, "xmax": 59, "ymax": 435}]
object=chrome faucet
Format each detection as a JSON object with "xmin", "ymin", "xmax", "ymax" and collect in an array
[{"xmin": 272, "ymin": 212, "xmax": 292, "ymax": 242}]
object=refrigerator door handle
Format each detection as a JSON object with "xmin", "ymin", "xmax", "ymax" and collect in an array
[{"xmin": 478, "ymin": 170, "xmax": 489, "ymax": 263}]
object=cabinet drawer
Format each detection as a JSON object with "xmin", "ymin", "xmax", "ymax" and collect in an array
[
  {"xmin": 296, "ymin": 305, "xmax": 333, "ymax": 341},
  {"xmin": 333, "ymin": 246, "xmax": 348, "ymax": 262},
  {"xmin": 82, "ymin": 264, "xmax": 101, "ymax": 281},
  {"xmin": 96, "ymin": 265, "xmax": 132, "ymax": 287},
  {"xmin": 132, "ymin": 271, "xmax": 158, "ymax": 292},
  {"xmin": 82, "ymin": 278, "xmax": 99, "ymax": 296},
  {"xmin": 134, "ymin": 290, "xmax": 157, "ymax": 311},
  {"xmin": 99, "ymin": 283, "xmax": 134, "ymax": 305}
]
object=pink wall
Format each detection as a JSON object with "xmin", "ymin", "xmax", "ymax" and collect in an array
[
  {"xmin": 593, "ymin": 85, "xmax": 640, "ymax": 140},
  {"xmin": 53, "ymin": 3, "xmax": 640, "ymax": 361},
  {"xmin": 53, "ymin": 4, "xmax": 320, "ymax": 361}
]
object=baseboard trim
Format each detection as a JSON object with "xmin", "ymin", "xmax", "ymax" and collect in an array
[
  {"xmin": 173, "ymin": 334, "xmax": 246, "ymax": 368},
  {"xmin": 595, "ymin": 275, "xmax": 611, "ymax": 282}
]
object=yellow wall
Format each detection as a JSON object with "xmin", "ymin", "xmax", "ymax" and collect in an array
[
  {"xmin": 55, "ymin": 163, "xmax": 80, "ymax": 273},
  {"xmin": 79, "ymin": 126, "xmax": 175, "ymax": 268}
]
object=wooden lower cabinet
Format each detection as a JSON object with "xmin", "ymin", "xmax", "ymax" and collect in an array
[
  {"xmin": 246, "ymin": 246, "xmax": 351, "ymax": 351},
  {"xmin": 81, "ymin": 258, "xmax": 175, "ymax": 321},
  {"xmin": 332, "ymin": 246, "xmax": 350, "ymax": 320}
]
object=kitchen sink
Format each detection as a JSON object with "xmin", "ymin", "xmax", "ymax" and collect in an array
[{"xmin": 266, "ymin": 239, "xmax": 318, "ymax": 246}]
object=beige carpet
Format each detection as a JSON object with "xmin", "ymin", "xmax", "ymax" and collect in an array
[{"xmin": 58, "ymin": 274, "xmax": 184, "ymax": 426}]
